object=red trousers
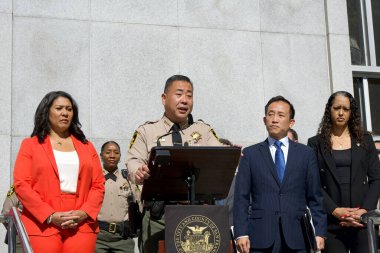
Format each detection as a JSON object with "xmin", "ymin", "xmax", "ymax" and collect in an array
[{"xmin": 29, "ymin": 193, "xmax": 97, "ymax": 253}]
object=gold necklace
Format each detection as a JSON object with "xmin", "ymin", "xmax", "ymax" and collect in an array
[
  {"xmin": 54, "ymin": 136, "xmax": 68, "ymax": 146},
  {"xmin": 332, "ymin": 135, "xmax": 349, "ymax": 148},
  {"xmin": 335, "ymin": 139, "xmax": 344, "ymax": 148}
]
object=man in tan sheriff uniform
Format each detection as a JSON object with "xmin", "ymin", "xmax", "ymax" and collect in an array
[
  {"xmin": 96, "ymin": 141, "xmax": 140, "ymax": 253},
  {"xmin": 1, "ymin": 185, "xmax": 23, "ymax": 252},
  {"xmin": 126, "ymin": 74, "xmax": 223, "ymax": 253}
]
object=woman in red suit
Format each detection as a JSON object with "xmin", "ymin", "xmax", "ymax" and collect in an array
[{"xmin": 13, "ymin": 91, "xmax": 105, "ymax": 253}]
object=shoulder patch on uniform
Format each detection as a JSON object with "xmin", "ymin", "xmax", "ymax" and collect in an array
[
  {"xmin": 195, "ymin": 119, "xmax": 215, "ymax": 129},
  {"xmin": 210, "ymin": 128, "xmax": 220, "ymax": 142},
  {"xmin": 143, "ymin": 120, "xmax": 159, "ymax": 125},
  {"xmin": 7, "ymin": 185, "xmax": 15, "ymax": 197},
  {"xmin": 129, "ymin": 131, "xmax": 138, "ymax": 149}
]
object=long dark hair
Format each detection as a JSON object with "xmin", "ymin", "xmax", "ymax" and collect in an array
[
  {"xmin": 317, "ymin": 91, "xmax": 365, "ymax": 150},
  {"xmin": 31, "ymin": 91, "xmax": 87, "ymax": 144}
]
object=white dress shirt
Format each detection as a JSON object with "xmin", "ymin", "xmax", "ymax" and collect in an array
[{"xmin": 267, "ymin": 136, "xmax": 290, "ymax": 164}]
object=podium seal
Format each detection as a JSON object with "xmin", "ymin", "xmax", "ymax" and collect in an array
[{"xmin": 174, "ymin": 215, "xmax": 221, "ymax": 253}]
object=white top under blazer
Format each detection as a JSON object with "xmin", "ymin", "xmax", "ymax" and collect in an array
[{"xmin": 53, "ymin": 149, "xmax": 79, "ymax": 193}]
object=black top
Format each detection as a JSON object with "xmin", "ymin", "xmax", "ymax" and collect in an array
[
  {"xmin": 308, "ymin": 134, "xmax": 380, "ymax": 221},
  {"xmin": 332, "ymin": 149, "xmax": 351, "ymax": 206}
]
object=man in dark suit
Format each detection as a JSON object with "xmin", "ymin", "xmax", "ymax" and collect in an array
[{"xmin": 233, "ymin": 96, "xmax": 327, "ymax": 253}]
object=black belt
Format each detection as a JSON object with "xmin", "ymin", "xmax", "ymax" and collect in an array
[
  {"xmin": 144, "ymin": 200, "xmax": 192, "ymax": 220},
  {"xmin": 98, "ymin": 221, "xmax": 123, "ymax": 234}
]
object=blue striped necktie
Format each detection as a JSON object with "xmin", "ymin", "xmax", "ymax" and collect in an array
[{"xmin": 274, "ymin": 140, "xmax": 285, "ymax": 182}]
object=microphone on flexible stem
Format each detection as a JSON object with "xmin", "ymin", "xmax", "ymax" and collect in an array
[
  {"xmin": 157, "ymin": 123, "xmax": 183, "ymax": 146},
  {"xmin": 156, "ymin": 131, "xmax": 174, "ymax": 147},
  {"xmin": 155, "ymin": 130, "xmax": 179, "ymax": 167},
  {"xmin": 121, "ymin": 169, "xmax": 129, "ymax": 179}
]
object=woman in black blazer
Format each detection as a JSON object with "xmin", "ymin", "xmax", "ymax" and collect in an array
[{"xmin": 308, "ymin": 91, "xmax": 380, "ymax": 253}]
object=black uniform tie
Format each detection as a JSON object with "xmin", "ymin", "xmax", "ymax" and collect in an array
[
  {"xmin": 171, "ymin": 123, "xmax": 182, "ymax": 146},
  {"xmin": 105, "ymin": 172, "xmax": 117, "ymax": 182}
]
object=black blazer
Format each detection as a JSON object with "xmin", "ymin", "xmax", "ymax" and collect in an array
[{"xmin": 307, "ymin": 134, "xmax": 380, "ymax": 227}]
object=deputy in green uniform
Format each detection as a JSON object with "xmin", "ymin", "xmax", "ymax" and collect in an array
[
  {"xmin": 1, "ymin": 185, "xmax": 23, "ymax": 252},
  {"xmin": 96, "ymin": 141, "xmax": 140, "ymax": 253},
  {"xmin": 125, "ymin": 75, "xmax": 223, "ymax": 253}
]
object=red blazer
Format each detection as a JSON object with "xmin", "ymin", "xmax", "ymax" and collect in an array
[{"xmin": 13, "ymin": 135, "xmax": 105, "ymax": 236}]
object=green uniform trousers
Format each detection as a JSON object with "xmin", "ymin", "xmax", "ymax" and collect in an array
[
  {"xmin": 95, "ymin": 230, "xmax": 135, "ymax": 253},
  {"xmin": 141, "ymin": 210, "xmax": 165, "ymax": 253}
]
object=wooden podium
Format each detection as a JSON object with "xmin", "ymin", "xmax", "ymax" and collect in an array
[
  {"xmin": 141, "ymin": 146, "xmax": 241, "ymax": 253},
  {"xmin": 141, "ymin": 146, "xmax": 241, "ymax": 203}
]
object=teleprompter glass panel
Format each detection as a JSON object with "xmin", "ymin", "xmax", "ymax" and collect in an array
[
  {"xmin": 353, "ymin": 77, "xmax": 367, "ymax": 129},
  {"xmin": 368, "ymin": 79, "xmax": 380, "ymax": 134},
  {"xmin": 372, "ymin": 0, "xmax": 380, "ymax": 66},
  {"xmin": 347, "ymin": 0, "xmax": 366, "ymax": 65}
]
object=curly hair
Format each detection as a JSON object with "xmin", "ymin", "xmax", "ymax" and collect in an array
[
  {"xmin": 31, "ymin": 91, "xmax": 87, "ymax": 144},
  {"xmin": 317, "ymin": 91, "xmax": 365, "ymax": 151}
]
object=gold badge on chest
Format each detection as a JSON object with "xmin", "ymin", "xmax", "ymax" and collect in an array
[
  {"xmin": 188, "ymin": 132, "xmax": 202, "ymax": 144},
  {"xmin": 120, "ymin": 182, "xmax": 130, "ymax": 191}
]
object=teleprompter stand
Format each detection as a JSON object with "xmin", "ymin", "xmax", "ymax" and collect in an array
[
  {"xmin": 141, "ymin": 146, "xmax": 241, "ymax": 204},
  {"xmin": 360, "ymin": 209, "xmax": 380, "ymax": 253}
]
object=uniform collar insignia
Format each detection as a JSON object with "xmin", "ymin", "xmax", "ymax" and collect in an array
[
  {"xmin": 163, "ymin": 115, "xmax": 189, "ymax": 130},
  {"xmin": 164, "ymin": 119, "xmax": 171, "ymax": 127}
]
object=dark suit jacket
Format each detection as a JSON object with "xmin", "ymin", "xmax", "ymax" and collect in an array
[
  {"xmin": 233, "ymin": 139, "xmax": 326, "ymax": 250},
  {"xmin": 307, "ymin": 134, "xmax": 380, "ymax": 228},
  {"xmin": 13, "ymin": 135, "xmax": 105, "ymax": 236}
]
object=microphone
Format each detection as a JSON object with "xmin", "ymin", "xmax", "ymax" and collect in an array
[
  {"xmin": 121, "ymin": 169, "xmax": 129, "ymax": 180},
  {"xmin": 121, "ymin": 169, "xmax": 136, "ymax": 204},
  {"xmin": 156, "ymin": 130, "xmax": 176, "ymax": 146},
  {"xmin": 157, "ymin": 118, "xmax": 191, "ymax": 146}
]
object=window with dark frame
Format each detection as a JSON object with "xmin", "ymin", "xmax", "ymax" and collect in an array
[{"xmin": 347, "ymin": 0, "xmax": 380, "ymax": 135}]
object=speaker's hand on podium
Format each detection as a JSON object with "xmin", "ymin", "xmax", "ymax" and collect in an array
[{"xmin": 135, "ymin": 164, "xmax": 150, "ymax": 184}]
